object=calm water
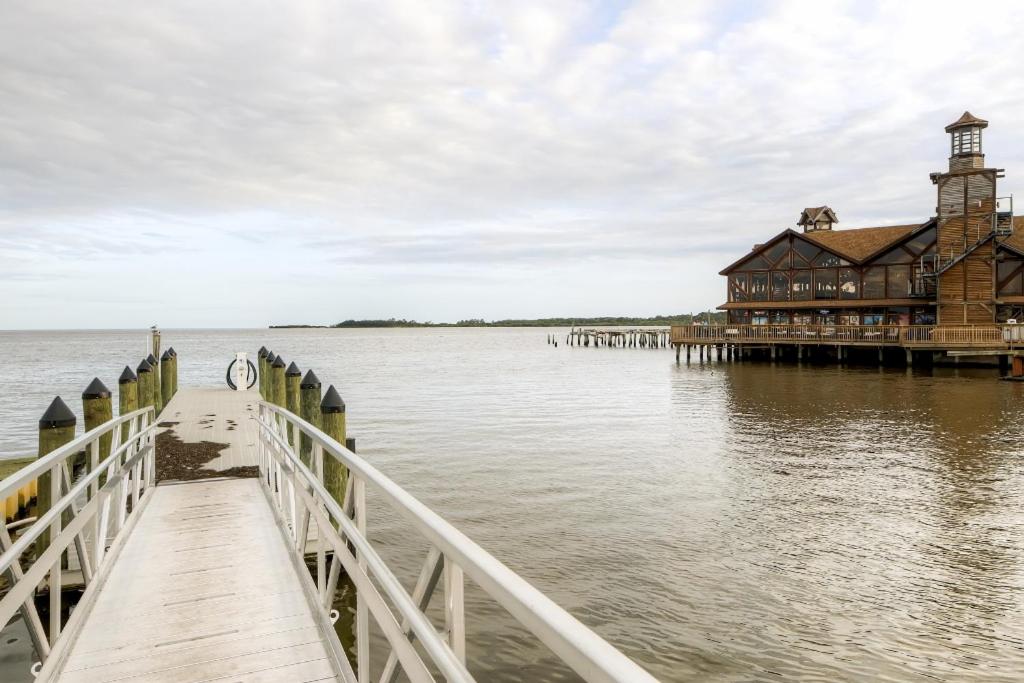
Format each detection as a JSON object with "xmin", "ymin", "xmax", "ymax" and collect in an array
[{"xmin": 1, "ymin": 328, "xmax": 1023, "ymax": 681}]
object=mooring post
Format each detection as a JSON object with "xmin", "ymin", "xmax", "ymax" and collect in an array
[
  {"xmin": 905, "ymin": 349, "xmax": 913, "ymax": 367},
  {"xmin": 257, "ymin": 347, "xmax": 268, "ymax": 399},
  {"xmin": 118, "ymin": 366, "xmax": 138, "ymax": 445},
  {"xmin": 137, "ymin": 358, "xmax": 155, "ymax": 416},
  {"xmin": 147, "ymin": 353, "xmax": 162, "ymax": 415},
  {"xmin": 299, "ymin": 370, "xmax": 321, "ymax": 465},
  {"xmin": 271, "ymin": 355, "xmax": 286, "ymax": 409},
  {"xmin": 160, "ymin": 351, "xmax": 173, "ymax": 409},
  {"xmin": 285, "ymin": 362, "xmax": 302, "ymax": 447},
  {"xmin": 82, "ymin": 378, "xmax": 113, "ymax": 471},
  {"xmin": 168, "ymin": 347, "xmax": 178, "ymax": 397},
  {"xmin": 265, "ymin": 352, "xmax": 277, "ymax": 404},
  {"xmin": 37, "ymin": 397, "xmax": 76, "ymax": 559},
  {"xmin": 319, "ymin": 385, "xmax": 348, "ymax": 506},
  {"xmin": 675, "ymin": 344, "xmax": 681, "ymax": 362}
]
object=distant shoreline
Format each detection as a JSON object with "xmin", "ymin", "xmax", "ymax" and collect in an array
[{"xmin": 270, "ymin": 314, "xmax": 726, "ymax": 329}]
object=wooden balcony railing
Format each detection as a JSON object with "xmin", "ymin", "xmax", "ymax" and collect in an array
[{"xmin": 669, "ymin": 324, "xmax": 1024, "ymax": 348}]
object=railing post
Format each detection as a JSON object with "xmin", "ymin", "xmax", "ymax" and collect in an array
[
  {"xmin": 444, "ymin": 557, "xmax": 466, "ymax": 664},
  {"xmin": 299, "ymin": 370, "xmax": 322, "ymax": 466},
  {"xmin": 37, "ymin": 397, "xmax": 75, "ymax": 560}
]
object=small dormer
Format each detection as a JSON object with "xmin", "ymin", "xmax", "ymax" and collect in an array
[
  {"xmin": 945, "ymin": 111, "xmax": 987, "ymax": 171},
  {"xmin": 798, "ymin": 206, "xmax": 838, "ymax": 233}
]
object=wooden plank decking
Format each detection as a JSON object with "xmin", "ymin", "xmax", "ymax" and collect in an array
[{"xmin": 47, "ymin": 479, "xmax": 342, "ymax": 682}]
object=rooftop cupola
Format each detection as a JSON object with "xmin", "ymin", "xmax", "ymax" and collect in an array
[
  {"xmin": 797, "ymin": 206, "xmax": 838, "ymax": 233},
  {"xmin": 945, "ymin": 111, "xmax": 987, "ymax": 171}
]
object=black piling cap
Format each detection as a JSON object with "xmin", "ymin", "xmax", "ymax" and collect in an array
[
  {"xmin": 82, "ymin": 377, "xmax": 111, "ymax": 400},
  {"xmin": 320, "ymin": 385, "xmax": 346, "ymax": 414},
  {"xmin": 40, "ymin": 396, "xmax": 76, "ymax": 429},
  {"xmin": 258, "ymin": 346, "xmax": 268, "ymax": 357},
  {"xmin": 146, "ymin": 353, "xmax": 158, "ymax": 366},
  {"xmin": 137, "ymin": 358, "xmax": 153, "ymax": 373},
  {"xmin": 161, "ymin": 350, "xmax": 172, "ymax": 362},
  {"xmin": 168, "ymin": 347, "xmax": 177, "ymax": 357},
  {"xmin": 272, "ymin": 355, "xmax": 286, "ymax": 369},
  {"xmin": 300, "ymin": 369, "xmax": 321, "ymax": 390},
  {"xmin": 118, "ymin": 366, "xmax": 137, "ymax": 384},
  {"xmin": 266, "ymin": 352, "xmax": 277, "ymax": 364},
  {"xmin": 285, "ymin": 361, "xmax": 301, "ymax": 377}
]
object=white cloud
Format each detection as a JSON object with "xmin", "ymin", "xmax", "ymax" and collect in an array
[{"xmin": 3, "ymin": 0, "xmax": 1024, "ymax": 327}]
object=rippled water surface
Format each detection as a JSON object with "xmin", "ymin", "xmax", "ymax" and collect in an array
[{"xmin": 1, "ymin": 328, "xmax": 1023, "ymax": 681}]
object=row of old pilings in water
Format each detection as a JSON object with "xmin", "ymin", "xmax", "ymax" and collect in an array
[
  {"xmin": 255, "ymin": 345, "xmax": 357, "ymax": 662},
  {"xmin": 15, "ymin": 329, "xmax": 180, "ymax": 550},
  {"xmin": 553, "ymin": 328, "xmax": 671, "ymax": 349}
]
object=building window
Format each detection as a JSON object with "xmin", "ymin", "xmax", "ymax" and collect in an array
[
  {"xmin": 839, "ymin": 268, "xmax": 859, "ymax": 299},
  {"xmin": 814, "ymin": 269, "xmax": 837, "ymax": 299},
  {"xmin": 764, "ymin": 241, "xmax": 789, "ymax": 268},
  {"xmin": 863, "ymin": 267, "xmax": 886, "ymax": 298},
  {"xmin": 813, "ymin": 252, "xmax": 840, "ymax": 268},
  {"xmin": 729, "ymin": 273, "xmax": 749, "ymax": 302},
  {"xmin": 838, "ymin": 313, "xmax": 860, "ymax": 325},
  {"xmin": 887, "ymin": 265, "xmax": 911, "ymax": 297},
  {"xmin": 752, "ymin": 311, "xmax": 768, "ymax": 325},
  {"xmin": 793, "ymin": 314, "xmax": 812, "ymax": 325},
  {"xmin": 751, "ymin": 272, "xmax": 769, "ymax": 301},
  {"xmin": 730, "ymin": 309, "xmax": 750, "ymax": 324},
  {"xmin": 771, "ymin": 272, "xmax": 790, "ymax": 301},
  {"xmin": 952, "ymin": 126, "xmax": 981, "ymax": 155},
  {"xmin": 862, "ymin": 313, "xmax": 884, "ymax": 325},
  {"xmin": 997, "ymin": 261, "xmax": 1024, "ymax": 296},
  {"xmin": 913, "ymin": 308, "xmax": 936, "ymax": 325},
  {"xmin": 770, "ymin": 311, "xmax": 790, "ymax": 324},
  {"xmin": 793, "ymin": 239, "xmax": 819, "ymax": 266},
  {"xmin": 792, "ymin": 271, "xmax": 812, "ymax": 300}
]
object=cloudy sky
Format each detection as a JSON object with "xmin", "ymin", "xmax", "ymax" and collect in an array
[{"xmin": 3, "ymin": 0, "xmax": 1024, "ymax": 328}]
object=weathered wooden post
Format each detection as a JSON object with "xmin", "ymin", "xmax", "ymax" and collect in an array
[
  {"xmin": 118, "ymin": 366, "xmax": 138, "ymax": 442},
  {"xmin": 319, "ymin": 385, "xmax": 347, "ymax": 506},
  {"xmin": 82, "ymin": 378, "xmax": 113, "ymax": 467},
  {"xmin": 168, "ymin": 347, "xmax": 178, "ymax": 396},
  {"xmin": 271, "ymin": 355, "xmax": 286, "ymax": 408},
  {"xmin": 257, "ymin": 347, "xmax": 268, "ymax": 399},
  {"xmin": 147, "ymin": 353, "xmax": 162, "ymax": 414},
  {"xmin": 160, "ymin": 351, "xmax": 173, "ymax": 409},
  {"xmin": 137, "ymin": 358, "xmax": 155, "ymax": 415},
  {"xmin": 37, "ymin": 397, "xmax": 76, "ymax": 557},
  {"xmin": 299, "ymin": 370, "xmax": 321, "ymax": 465},
  {"xmin": 265, "ymin": 352, "xmax": 277, "ymax": 403},
  {"xmin": 285, "ymin": 362, "xmax": 301, "ymax": 443}
]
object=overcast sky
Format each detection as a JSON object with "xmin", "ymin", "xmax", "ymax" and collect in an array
[{"xmin": 3, "ymin": 0, "xmax": 1024, "ymax": 328}]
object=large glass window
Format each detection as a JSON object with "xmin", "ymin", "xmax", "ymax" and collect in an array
[
  {"xmin": 793, "ymin": 239, "xmax": 819, "ymax": 265},
  {"xmin": 764, "ymin": 241, "xmax": 789, "ymax": 268},
  {"xmin": 770, "ymin": 311, "xmax": 790, "ymax": 324},
  {"xmin": 874, "ymin": 248, "xmax": 912, "ymax": 265},
  {"xmin": 839, "ymin": 268, "xmax": 859, "ymax": 299},
  {"xmin": 729, "ymin": 273, "xmax": 748, "ymax": 302},
  {"xmin": 862, "ymin": 313, "xmax": 884, "ymax": 325},
  {"xmin": 752, "ymin": 311, "xmax": 768, "ymax": 325},
  {"xmin": 771, "ymin": 271, "xmax": 790, "ymax": 301},
  {"xmin": 793, "ymin": 314, "xmax": 812, "ymax": 325},
  {"xmin": 863, "ymin": 267, "xmax": 886, "ymax": 298},
  {"xmin": 814, "ymin": 269, "xmax": 837, "ymax": 299},
  {"xmin": 887, "ymin": 265, "xmax": 911, "ymax": 297},
  {"xmin": 813, "ymin": 252, "xmax": 840, "ymax": 267},
  {"xmin": 751, "ymin": 272, "xmax": 769, "ymax": 301},
  {"xmin": 904, "ymin": 227, "xmax": 936, "ymax": 255},
  {"xmin": 729, "ymin": 309, "xmax": 750, "ymax": 324},
  {"xmin": 734, "ymin": 254, "xmax": 771, "ymax": 271},
  {"xmin": 792, "ymin": 271, "xmax": 812, "ymax": 300},
  {"xmin": 997, "ymin": 261, "xmax": 1024, "ymax": 296}
]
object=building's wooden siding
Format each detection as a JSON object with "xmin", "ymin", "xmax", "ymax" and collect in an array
[{"xmin": 935, "ymin": 169, "xmax": 996, "ymax": 324}]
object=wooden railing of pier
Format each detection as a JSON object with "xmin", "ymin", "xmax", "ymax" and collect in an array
[
  {"xmin": 670, "ymin": 324, "xmax": 1024, "ymax": 349},
  {"xmin": 563, "ymin": 327, "xmax": 670, "ymax": 348}
]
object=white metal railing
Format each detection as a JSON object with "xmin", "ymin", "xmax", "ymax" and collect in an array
[
  {"xmin": 0, "ymin": 407, "xmax": 156, "ymax": 671},
  {"xmin": 257, "ymin": 402, "xmax": 658, "ymax": 683}
]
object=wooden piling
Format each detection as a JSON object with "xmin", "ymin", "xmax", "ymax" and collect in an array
[
  {"xmin": 160, "ymin": 351, "xmax": 173, "ymax": 410},
  {"xmin": 118, "ymin": 366, "xmax": 138, "ymax": 443},
  {"xmin": 265, "ymin": 352, "xmax": 277, "ymax": 403},
  {"xmin": 147, "ymin": 353, "xmax": 162, "ymax": 415},
  {"xmin": 168, "ymin": 347, "xmax": 178, "ymax": 397},
  {"xmin": 82, "ymin": 378, "xmax": 113, "ymax": 465},
  {"xmin": 271, "ymin": 355, "xmax": 286, "ymax": 407},
  {"xmin": 258, "ymin": 347, "xmax": 268, "ymax": 399},
  {"xmin": 137, "ymin": 359, "xmax": 155, "ymax": 415},
  {"xmin": 37, "ymin": 396, "xmax": 76, "ymax": 558},
  {"xmin": 299, "ymin": 370, "xmax": 321, "ymax": 465},
  {"xmin": 285, "ymin": 362, "xmax": 301, "ymax": 443},
  {"xmin": 319, "ymin": 385, "xmax": 348, "ymax": 506}
]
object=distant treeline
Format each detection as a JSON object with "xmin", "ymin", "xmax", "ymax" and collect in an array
[{"xmin": 271, "ymin": 313, "xmax": 726, "ymax": 329}]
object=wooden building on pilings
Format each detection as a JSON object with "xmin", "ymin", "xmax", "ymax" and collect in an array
[{"xmin": 670, "ymin": 112, "xmax": 1024, "ymax": 369}]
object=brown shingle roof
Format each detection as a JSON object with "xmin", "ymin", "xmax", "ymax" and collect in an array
[
  {"xmin": 999, "ymin": 217, "xmax": 1024, "ymax": 255},
  {"xmin": 801, "ymin": 223, "xmax": 921, "ymax": 261},
  {"xmin": 798, "ymin": 206, "xmax": 838, "ymax": 226}
]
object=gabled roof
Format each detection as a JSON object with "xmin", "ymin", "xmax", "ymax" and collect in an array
[
  {"xmin": 998, "ymin": 217, "xmax": 1024, "ymax": 256},
  {"xmin": 720, "ymin": 220, "xmax": 933, "ymax": 275},
  {"xmin": 945, "ymin": 111, "xmax": 988, "ymax": 132},
  {"xmin": 802, "ymin": 222, "xmax": 924, "ymax": 261},
  {"xmin": 798, "ymin": 206, "xmax": 838, "ymax": 226}
]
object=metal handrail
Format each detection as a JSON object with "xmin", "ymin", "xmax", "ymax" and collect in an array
[
  {"xmin": 0, "ymin": 407, "xmax": 156, "ymax": 670},
  {"xmin": 257, "ymin": 402, "xmax": 659, "ymax": 683}
]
